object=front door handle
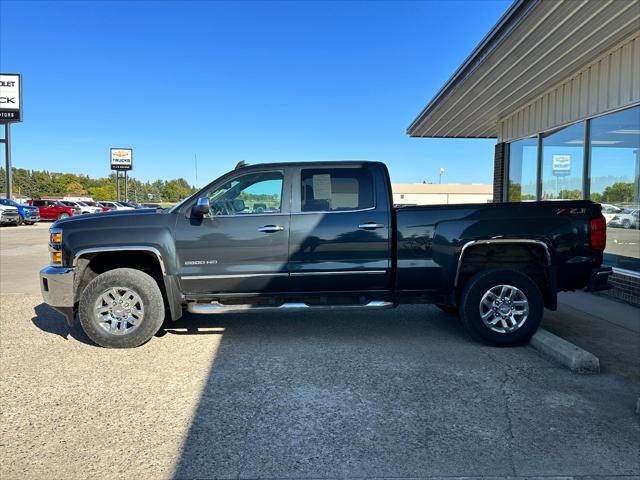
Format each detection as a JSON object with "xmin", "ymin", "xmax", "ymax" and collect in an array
[
  {"xmin": 258, "ymin": 225, "xmax": 285, "ymax": 233},
  {"xmin": 358, "ymin": 222, "xmax": 385, "ymax": 230}
]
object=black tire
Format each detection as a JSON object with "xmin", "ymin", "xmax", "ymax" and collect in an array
[
  {"xmin": 435, "ymin": 304, "xmax": 459, "ymax": 315},
  {"xmin": 58, "ymin": 212, "xmax": 70, "ymax": 220},
  {"xmin": 17, "ymin": 214, "xmax": 24, "ymax": 225},
  {"xmin": 622, "ymin": 219, "xmax": 631, "ymax": 229},
  {"xmin": 459, "ymin": 268, "xmax": 543, "ymax": 347},
  {"xmin": 79, "ymin": 268, "xmax": 165, "ymax": 348}
]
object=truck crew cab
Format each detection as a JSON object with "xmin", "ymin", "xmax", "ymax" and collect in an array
[{"xmin": 40, "ymin": 161, "xmax": 611, "ymax": 348}]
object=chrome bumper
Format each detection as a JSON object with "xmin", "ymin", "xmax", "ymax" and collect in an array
[{"xmin": 40, "ymin": 266, "xmax": 75, "ymax": 324}]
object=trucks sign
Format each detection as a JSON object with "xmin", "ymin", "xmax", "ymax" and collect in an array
[
  {"xmin": 0, "ymin": 74, "xmax": 22, "ymax": 123},
  {"xmin": 110, "ymin": 148, "xmax": 133, "ymax": 170}
]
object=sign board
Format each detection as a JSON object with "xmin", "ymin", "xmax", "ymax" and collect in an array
[
  {"xmin": 552, "ymin": 154, "xmax": 571, "ymax": 176},
  {"xmin": 110, "ymin": 148, "xmax": 133, "ymax": 170},
  {"xmin": 0, "ymin": 74, "xmax": 21, "ymax": 123}
]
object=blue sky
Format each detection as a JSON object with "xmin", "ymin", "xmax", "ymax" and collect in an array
[{"xmin": 0, "ymin": 0, "xmax": 511, "ymax": 186}]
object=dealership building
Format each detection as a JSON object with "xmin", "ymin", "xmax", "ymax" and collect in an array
[{"xmin": 408, "ymin": 0, "xmax": 640, "ymax": 305}]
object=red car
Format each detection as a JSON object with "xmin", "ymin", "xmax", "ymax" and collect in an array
[{"xmin": 28, "ymin": 199, "xmax": 79, "ymax": 220}]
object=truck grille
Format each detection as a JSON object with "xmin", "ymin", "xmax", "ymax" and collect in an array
[{"xmin": 1, "ymin": 211, "xmax": 19, "ymax": 220}]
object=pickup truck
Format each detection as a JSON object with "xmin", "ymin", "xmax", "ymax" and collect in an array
[
  {"xmin": 29, "ymin": 199, "xmax": 79, "ymax": 220},
  {"xmin": 39, "ymin": 161, "xmax": 611, "ymax": 348},
  {"xmin": 0, "ymin": 202, "xmax": 20, "ymax": 225},
  {"xmin": 0, "ymin": 198, "xmax": 40, "ymax": 225}
]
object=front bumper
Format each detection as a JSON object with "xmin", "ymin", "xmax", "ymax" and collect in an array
[
  {"xmin": 586, "ymin": 266, "xmax": 613, "ymax": 292},
  {"xmin": 40, "ymin": 266, "xmax": 75, "ymax": 324}
]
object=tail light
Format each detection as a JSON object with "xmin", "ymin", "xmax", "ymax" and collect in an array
[{"xmin": 590, "ymin": 215, "xmax": 607, "ymax": 251}]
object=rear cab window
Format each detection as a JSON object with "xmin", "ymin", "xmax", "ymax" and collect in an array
[{"xmin": 300, "ymin": 168, "xmax": 374, "ymax": 212}]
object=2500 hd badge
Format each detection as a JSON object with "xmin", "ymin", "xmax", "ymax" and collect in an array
[{"xmin": 40, "ymin": 161, "xmax": 611, "ymax": 348}]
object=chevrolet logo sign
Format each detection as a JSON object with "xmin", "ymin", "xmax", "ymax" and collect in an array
[{"xmin": 113, "ymin": 151, "xmax": 129, "ymax": 157}]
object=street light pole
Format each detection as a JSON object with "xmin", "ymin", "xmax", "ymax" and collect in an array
[
  {"xmin": 439, "ymin": 167, "xmax": 445, "ymax": 184},
  {"xmin": 3, "ymin": 123, "xmax": 12, "ymax": 199}
]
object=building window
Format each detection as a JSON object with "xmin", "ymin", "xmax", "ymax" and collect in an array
[
  {"xmin": 589, "ymin": 105, "xmax": 640, "ymax": 272},
  {"xmin": 507, "ymin": 137, "xmax": 537, "ymax": 201},
  {"xmin": 541, "ymin": 122, "xmax": 585, "ymax": 200}
]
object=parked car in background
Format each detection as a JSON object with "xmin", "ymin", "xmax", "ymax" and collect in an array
[
  {"xmin": 0, "ymin": 202, "xmax": 20, "ymax": 226},
  {"xmin": 97, "ymin": 201, "xmax": 135, "ymax": 211},
  {"xmin": 119, "ymin": 201, "xmax": 142, "ymax": 209},
  {"xmin": 600, "ymin": 204, "xmax": 623, "ymax": 224},
  {"xmin": 608, "ymin": 208, "xmax": 639, "ymax": 229},
  {"xmin": 140, "ymin": 203, "xmax": 161, "ymax": 208},
  {"xmin": 28, "ymin": 200, "xmax": 79, "ymax": 220},
  {"xmin": 59, "ymin": 200, "xmax": 101, "ymax": 215},
  {"xmin": 0, "ymin": 198, "xmax": 40, "ymax": 225},
  {"xmin": 82, "ymin": 201, "xmax": 111, "ymax": 212}
]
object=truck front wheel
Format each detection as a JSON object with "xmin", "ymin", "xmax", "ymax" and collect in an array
[
  {"xmin": 459, "ymin": 269, "xmax": 543, "ymax": 346},
  {"xmin": 78, "ymin": 268, "xmax": 165, "ymax": 348}
]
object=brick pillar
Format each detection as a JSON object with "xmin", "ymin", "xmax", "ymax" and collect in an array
[{"xmin": 493, "ymin": 142, "xmax": 506, "ymax": 203}]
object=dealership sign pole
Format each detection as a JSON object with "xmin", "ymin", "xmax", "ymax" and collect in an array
[
  {"xmin": 110, "ymin": 148, "xmax": 133, "ymax": 202},
  {"xmin": 0, "ymin": 74, "xmax": 22, "ymax": 200}
]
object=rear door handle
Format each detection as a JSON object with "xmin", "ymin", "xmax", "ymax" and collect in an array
[
  {"xmin": 358, "ymin": 222, "xmax": 385, "ymax": 230},
  {"xmin": 258, "ymin": 225, "xmax": 285, "ymax": 233}
]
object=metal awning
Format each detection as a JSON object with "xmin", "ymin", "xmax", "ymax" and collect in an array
[{"xmin": 407, "ymin": 0, "xmax": 640, "ymax": 138}]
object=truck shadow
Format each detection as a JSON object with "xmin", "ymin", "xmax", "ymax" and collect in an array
[
  {"xmin": 31, "ymin": 303, "xmax": 94, "ymax": 345},
  {"xmin": 168, "ymin": 305, "xmax": 494, "ymax": 479}
]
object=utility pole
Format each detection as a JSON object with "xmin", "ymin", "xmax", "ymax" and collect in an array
[
  {"xmin": 439, "ymin": 167, "xmax": 445, "ymax": 184},
  {"xmin": 2, "ymin": 123, "xmax": 12, "ymax": 199},
  {"xmin": 194, "ymin": 154, "xmax": 198, "ymax": 188}
]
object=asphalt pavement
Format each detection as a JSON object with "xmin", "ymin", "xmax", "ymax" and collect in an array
[{"xmin": 0, "ymin": 222, "xmax": 638, "ymax": 479}]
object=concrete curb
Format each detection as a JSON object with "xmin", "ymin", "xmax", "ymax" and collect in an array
[{"xmin": 530, "ymin": 328, "xmax": 600, "ymax": 373}]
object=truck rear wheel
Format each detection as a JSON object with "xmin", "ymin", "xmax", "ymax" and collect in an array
[
  {"xmin": 459, "ymin": 268, "xmax": 543, "ymax": 346},
  {"xmin": 78, "ymin": 268, "xmax": 165, "ymax": 348}
]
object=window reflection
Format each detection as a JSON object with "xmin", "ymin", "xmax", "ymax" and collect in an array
[
  {"xmin": 589, "ymin": 106, "xmax": 640, "ymax": 271},
  {"xmin": 541, "ymin": 123, "xmax": 585, "ymax": 200},
  {"xmin": 507, "ymin": 137, "xmax": 537, "ymax": 201}
]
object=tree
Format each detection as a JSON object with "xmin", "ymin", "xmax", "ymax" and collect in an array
[
  {"xmin": 600, "ymin": 182, "xmax": 634, "ymax": 204},
  {"xmin": 65, "ymin": 181, "xmax": 87, "ymax": 195}
]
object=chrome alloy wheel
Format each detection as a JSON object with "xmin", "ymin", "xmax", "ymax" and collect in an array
[
  {"xmin": 479, "ymin": 284, "xmax": 529, "ymax": 334},
  {"xmin": 94, "ymin": 287, "xmax": 145, "ymax": 335}
]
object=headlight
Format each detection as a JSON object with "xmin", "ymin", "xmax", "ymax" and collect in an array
[{"xmin": 49, "ymin": 228, "xmax": 63, "ymax": 265}]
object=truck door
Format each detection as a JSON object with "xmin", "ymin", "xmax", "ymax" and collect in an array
[
  {"xmin": 174, "ymin": 168, "xmax": 292, "ymax": 294},
  {"xmin": 288, "ymin": 165, "xmax": 392, "ymax": 292}
]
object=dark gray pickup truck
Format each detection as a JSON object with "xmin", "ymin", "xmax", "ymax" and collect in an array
[{"xmin": 40, "ymin": 161, "xmax": 611, "ymax": 348}]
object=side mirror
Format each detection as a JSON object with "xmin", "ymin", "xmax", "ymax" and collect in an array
[
  {"xmin": 232, "ymin": 199, "xmax": 245, "ymax": 213},
  {"xmin": 191, "ymin": 197, "xmax": 210, "ymax": 217}
]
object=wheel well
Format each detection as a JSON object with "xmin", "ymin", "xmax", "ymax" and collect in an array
[
  {"xmin": 73, "ymin": 251, "xmax": 166, "ymax": 305},
  {"xmin": 456, "ymin": 243, "xmax": 551, "ymax": 304}
]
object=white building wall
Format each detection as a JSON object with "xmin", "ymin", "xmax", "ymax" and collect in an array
[
  {"xmin": 498, "ymin": 32, "xmax": 640, "ymax": 143},
  {"xmin": 393, "ymin": 193, "xmax": 492, "ymax": 205}
]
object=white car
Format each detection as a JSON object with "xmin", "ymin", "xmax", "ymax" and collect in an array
[
  {"xmin": 609, "ymin": 208, "xmax": 639, "ymax": 229},
  {"xmin": 0, "ymin": 203, "xmax": 20, "ymax": 225},
  {"xmin": 97, "ymin": 201, "xmax": 135, "ymax": 211},
  {"xmin": 600, "ymin": 203, "xmax": 623, "ymax": 224},
  {"xmin": 60, "ymin": 200, "xmax": 102, "ymax": 215}
]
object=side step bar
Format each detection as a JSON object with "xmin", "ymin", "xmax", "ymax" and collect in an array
[{"xmin": 187, "ymin": 300, "xmax": 394, "ymax": 314}]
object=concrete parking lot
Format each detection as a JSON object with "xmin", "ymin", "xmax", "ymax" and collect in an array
[{"xmin": 0, "ymin": 223, "xmax": 638, "ymax": 479}]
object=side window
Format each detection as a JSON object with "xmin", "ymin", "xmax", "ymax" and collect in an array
[
  {"xmin": 206, "ymin": 171, "xmax": 284, "ymax": 216},
  {"xmin": 300, "ymin": 168, "xmax": 374, "ymax": 212},
  {"xmin": 33, "ymin": 200, "xmax": 44, "ymax": 207}
]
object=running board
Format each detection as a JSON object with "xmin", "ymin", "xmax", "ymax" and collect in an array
[{"xmin": 186, "ymin": 300, "xmax": 394, "ymax": 314}]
